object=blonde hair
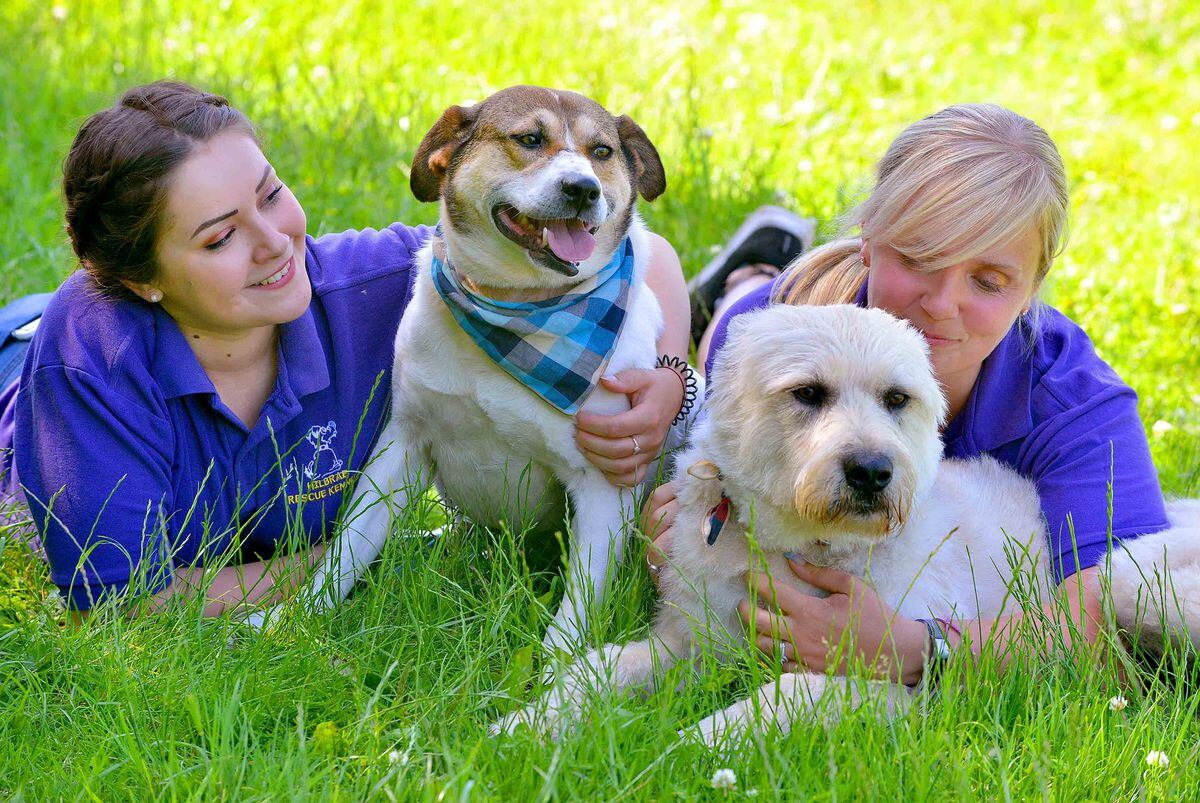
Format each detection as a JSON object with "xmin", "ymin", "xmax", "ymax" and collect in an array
[{"xmin": 774, "ymin": 103, "xmax": 1069, "ymax": 307}]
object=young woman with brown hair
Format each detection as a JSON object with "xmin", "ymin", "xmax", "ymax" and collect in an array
[{"xmin": 0, "ymin": 80, "xmax": 692, "ymax": 617}]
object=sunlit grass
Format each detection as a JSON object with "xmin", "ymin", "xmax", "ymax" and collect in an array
[{"xmin": 1, "ymin": 0, "xmax": 1198, "ymax": 798}]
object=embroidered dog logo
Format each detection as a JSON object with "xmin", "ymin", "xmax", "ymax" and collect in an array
[
  {"xmin": 303, "ymin": 420, "xmax": 344, "ymax": 481},
  {"xmin": 285, "ymin": 421, "xmax": 352, "ymax": 507}
]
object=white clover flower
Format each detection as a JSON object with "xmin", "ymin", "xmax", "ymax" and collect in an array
[
  {"xmin": 387, "ymin": 749, "xmax": 402, "ymax": 764},
  {"xmin": 1146, "ymin": 750, "xmax": 1170, "ymax": 769},
  {"xmin": 51, "ymin": 6, "xmax": 68, "ymax": 20},
  {"xmin": 711, "ymin": 768, "xmax": 737, "ymax": 790},
  {"xmin": 1152, "ymin": 420, "xmax": 1174, "ymax": 437},
  {"xmin": 1109, "ymin": 695, "xmax": 1128, "ymax": 712}
]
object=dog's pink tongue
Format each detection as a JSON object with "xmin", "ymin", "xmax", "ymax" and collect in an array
[{"xmin": 544, "ymin": 220, "xmax": 596, "ymax": 263}]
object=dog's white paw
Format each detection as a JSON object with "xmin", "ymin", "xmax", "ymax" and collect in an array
[
  {"xmin": 489, "ymin": 682, "xmax": 590, "ymax": 740},
  {"xmin": 489, "ymin": 698, "xmax": 579, "ymax": 740},
  {"xmin": 238, "ymin": 604, "xmax": 285, "ymax": 633},
  {"xmin": 680, "ymin": 703, "xmax": 752, "ymax": 748},
  {"xmin": 488, "ymin": 704, "xmax": 545, "ymax": 738}
]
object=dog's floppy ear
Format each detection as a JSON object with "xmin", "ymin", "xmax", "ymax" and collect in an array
[
  {"xmin": 410, "ymin": 103, "xmax": 480, "ymax": 202},
  {"xmin": 616, "ymin": 115, "xmax": 666, "ymax": 202}
]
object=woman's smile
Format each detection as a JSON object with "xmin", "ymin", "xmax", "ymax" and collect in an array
[
  {"xmin": 249, "ymin": 255, "xmax": 296, "ymax": 289},
  {"xmin": 918, "ymin": 329, "xmax": 963, "ymax": 347}
]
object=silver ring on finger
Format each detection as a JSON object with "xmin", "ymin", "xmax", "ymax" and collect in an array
[
  {"xmin": 630, "ymin": 435, "xmax": 642, "ymax": 456},
  {"xmin": 646, "ymin": 555, "xmax": 662, "ymax": 576}
]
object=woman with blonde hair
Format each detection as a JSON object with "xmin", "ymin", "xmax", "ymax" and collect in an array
[{"xmin": 650, "ymin": 103, "xmax": 1168, "ymax": 684}]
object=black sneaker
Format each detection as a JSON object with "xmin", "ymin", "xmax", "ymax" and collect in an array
[{"xmin": 687, "ymin": 206, "xmax": 816, "ymax": 345}]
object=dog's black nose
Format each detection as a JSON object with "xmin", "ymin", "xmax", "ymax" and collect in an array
[
  {"xmin": 560, "ymin": 173, "xmax": 601, "ymax": 206},
  {"xmin": 843, "ymin": 453, "xmax": 893, "ymax": 496}
]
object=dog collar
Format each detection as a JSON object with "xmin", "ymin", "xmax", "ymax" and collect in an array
[{"xmin": 703, "ymin": 494, "xmax": 732, "ymax": 546}]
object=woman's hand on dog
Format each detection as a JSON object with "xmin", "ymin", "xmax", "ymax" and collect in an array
[
  {"xmin": 739, "ymin": 557, "xmax": 929, "ymax": 685},
  {"xmin": 640, "ymin": 480, "xmax": 679, "ymax": 580},
  {"xmin": 575, "ymin": 367, "xmax": 685, "ymax": 487}
]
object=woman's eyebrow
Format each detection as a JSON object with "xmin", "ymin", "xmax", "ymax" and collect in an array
[
  {"xmin": 254, "ymin": 163, "xmax": 272, "ymax": 192},
  {"xmin": 191, "ymin": 210, "xmax": 236, "ymax": 239},
  {"xmin": 189, "ymin": 165, "xmax": 273, "ymax": 239}
]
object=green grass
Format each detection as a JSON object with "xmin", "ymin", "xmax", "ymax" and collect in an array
[{"xmin": 1, "ymin": 0, "xmax": 1199, "ymax": 798}]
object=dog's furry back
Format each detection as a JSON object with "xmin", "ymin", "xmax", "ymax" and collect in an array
[{"xmin": 1108, "ymin": 499, "xmax": 1200, "ymax": 650}]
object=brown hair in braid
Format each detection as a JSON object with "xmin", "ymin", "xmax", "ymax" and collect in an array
[{"xmin": 63, "ymin": 80, "xmax": 257, "ymax": 299}]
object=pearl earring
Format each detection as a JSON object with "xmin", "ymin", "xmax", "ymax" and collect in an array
[{"xmin": 148, "ymin": 290, "xmax": 163, "ymax": 303}]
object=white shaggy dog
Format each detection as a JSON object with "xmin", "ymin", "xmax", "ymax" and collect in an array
[
  {"xmin": 493, "ymin": 303, "xmax": 1200, "ymax": 743},
  {"xmin": 246, "ymin": 86, "xmax": 670, "ymax": 651}
]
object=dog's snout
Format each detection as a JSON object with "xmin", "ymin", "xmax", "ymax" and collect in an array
[
  {"xmin": 843, "ymin": 453, "xmax": 893, "ymax": 496},
  {"xmin": 560, "ymin": 173, "xmax": 601, "ymax": 206}
]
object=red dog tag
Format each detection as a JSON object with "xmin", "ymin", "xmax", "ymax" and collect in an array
[{"xmin": 702, "ymin": 496, "xmax": 731, "ymax": 547}]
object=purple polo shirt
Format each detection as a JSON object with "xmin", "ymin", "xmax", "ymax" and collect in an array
[
  {"xmin": 11, "ymin": 223, "xmax": 430, "ymax": 609},
  {"xmin": 705, "ymin": 278, "xmax": 1169, "ymax": 581}
]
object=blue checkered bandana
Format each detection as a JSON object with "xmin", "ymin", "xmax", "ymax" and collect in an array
[{"xmin": 431, "ymin": 232, "xmax": 636, "ymax": 415}]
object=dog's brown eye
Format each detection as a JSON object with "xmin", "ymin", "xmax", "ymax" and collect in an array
[
  {"xmin": 592, "ymin": 145, "xmax": 613, "ymax": 159},
  {"xmin": 514, "ymin": 132, "xmax": 543, "ymax": 148},
  {"xmin": 792, "ymin": 385, "xmax": 827, "ymax": 407},
  {"xmin": 885, "ymin": 391, "xmax": 910, "ymax": 410}
]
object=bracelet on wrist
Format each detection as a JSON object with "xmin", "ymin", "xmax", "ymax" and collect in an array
[
  {"xmin": 913, "ymin": 617, "xmax": 952, "ymax": 691},
  {"xmin": 656, "ymin": 354, "xmax": 698, "ymax": 425}
]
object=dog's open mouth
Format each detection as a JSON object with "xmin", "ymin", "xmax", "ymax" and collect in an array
[{"xmin": 491, "ymin": 204, "xmax": 599, "ymax": 276}]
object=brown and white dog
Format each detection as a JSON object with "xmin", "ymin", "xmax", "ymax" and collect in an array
[{"xmin": 246, "ymin": 86, "xmax": 670, "ymax": 652}]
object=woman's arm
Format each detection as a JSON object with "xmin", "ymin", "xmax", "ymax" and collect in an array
[
  {"xmin": 155, "ymin": 540, "xmax": 330, "ymax": 617},
  {"xmin": 71, "ymin": 541, "xmax": 329, "ymax": 622},
  {"xmin": 939, "ymin": 567, "xmax": 1105, "ymax": 672},
  {"xmin": 740, "ymin": 560, "xmax": 1107, "ymax": 684},
  {"xmin": 643, "ymin": 233, "xmax": 692, "ymax": 362},
  {"xmin": 575, "ymin": 233, "xmax": 691, "ymax": 487}
]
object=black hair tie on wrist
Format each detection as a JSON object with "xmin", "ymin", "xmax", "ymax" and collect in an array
[{"xmin": 656, "ymin": 355, "xmax": 698, "ymax": 425}]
